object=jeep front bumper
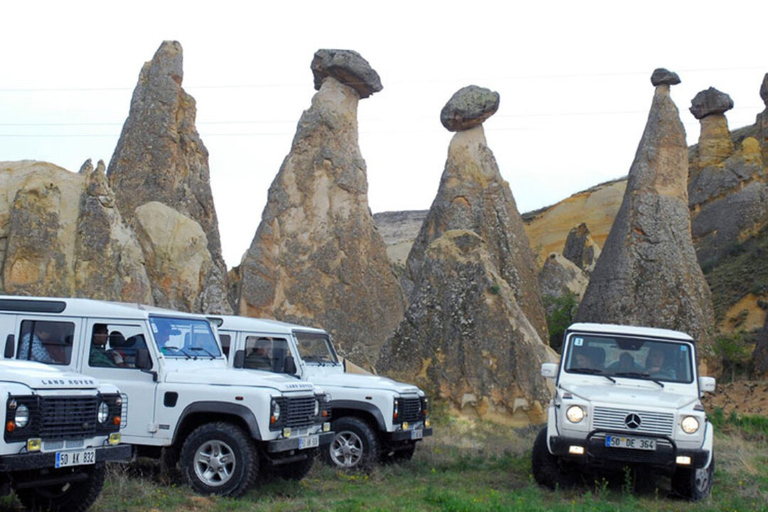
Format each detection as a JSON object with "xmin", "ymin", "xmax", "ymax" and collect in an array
[
  {"xmin": 0, "ymin": 444, "xmax": 132, "ymax": 473},
  {"xmin": 266, "ymin": 431, "xmax": 334, "ymax": 453},
  {"xmin": 550, "ymin": 433, "xmax": 709, "ymax": 471},
  {"xmin": 389, "ymin": 427, "xmax": 433, "ymax": 443}
]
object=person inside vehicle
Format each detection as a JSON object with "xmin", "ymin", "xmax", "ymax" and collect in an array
[
  {"xmin": 89, "ymin": 324, "xmax": 124, "ymax": 367},
  {"xmin": 607, "ymin": 352, "xmax": 642, "ymax": 373},
  {"xmin": 18, "ymin": 325, "xmax": 55, "ymax": 363},
  {"xmin": 245, "ymin": 338, "xmax": 273, "ymax": 370},
  {"xmin": 644, "ymin": 346, "xmax": 676, "ymax": 379},
  {"xmin": 573, "ymin": 346, "xmax": 604, "ymax": 371}
]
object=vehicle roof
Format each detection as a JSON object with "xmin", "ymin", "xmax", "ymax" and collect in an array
[
  {"xmin": 0, "ymin": 295, "xmax": 211, "ymax": 321},
  {"xmin": 212, "ymin": 314, "xmax": 327, "ymax": 336},
  {"xmin": 566, "ymin": 322, "xmax": 694, "ymax": 342}
]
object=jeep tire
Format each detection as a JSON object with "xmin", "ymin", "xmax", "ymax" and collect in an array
[
  {"xmin": 531, "ymin": 427, "xmax": 577, "ymax": 489},
  {"xmin": 324, "ymin": 417, "xmax": 379, "ymax": 470},
  {"xmin": 672, "ymin": 455, "xmax": 714, "ymax": 501},
  {"xmin": 180, "ymin": 422, "xmax": 257, "ymax": 497},
  {"xmin": 15, "ymin": 462, "xmax": 106, "ymax": 512},
  {"xmin": 273, "ymin": 449, "xmax": 316, "ymax": 480}
]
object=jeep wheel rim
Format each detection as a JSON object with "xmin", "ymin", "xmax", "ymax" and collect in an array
[
  {"xmin": 193, "ymin": 439, "xmax": 236, "ymax": 487},
  {"xmin": 694, "ymin": 464, "xmax": 711, "ymax": 493},
  {"xmin": 330, "ymin": 431, "xmax": 364, "ymax": 468}
]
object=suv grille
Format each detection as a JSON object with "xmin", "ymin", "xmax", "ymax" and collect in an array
[
  {"xmin": 282, "ymin": 397, "xmax": 317, "ymax": 429},
  {"xmin": 39, "ymin": 396, "xmax": 99, "ymax": 439},
  {"xmin": 400, "ymin": 398, "xmax": 423, "ymax": 423},
  {"xmin": 593, "ymin": 407, "xmax": 674, "ymax": 436}
]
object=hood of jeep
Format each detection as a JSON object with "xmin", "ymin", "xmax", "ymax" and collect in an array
[
  {"xmin": 308, "ymin": 373, "xmax": 421, "ymax": 395},
  {"xmin": 562, "ymin": 382, "xmax": 697, "ymax": 409},
  {"xmin": 0, "ymin": 360, "xmax": 101, "ymax": 390},
  {"xmin": 164, "ymin": 367, "xmax": 315, "ymax": 393}
]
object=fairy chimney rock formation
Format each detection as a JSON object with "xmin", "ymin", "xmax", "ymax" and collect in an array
[
  {"xmin": 562, "ymin": 222, "xmax": 601, "ymax": 273},
  {"xmin": 690, "ymin": 87, "xmax": 735, "ymax": 168},
  {"xmin": 106, "ymin": 40, "xmax": 230, "ymax": 313},
  {"xmin": 440, "ymin": 86, "xmax": 500, "ymax": 132},
  {"xmin": 379, "ymin": 86, "xmax": 553, "ymax": 425},
  {"xmin": 575, "ymin": 69, "xmax": 715, "ymax": 357},
  {"xmin": 237, "ymin": 49, "xmax": 404, "ymax": 367},
  {"xmin": 0, "ymin": 160, "xmax": 151, "ymax": 303}
]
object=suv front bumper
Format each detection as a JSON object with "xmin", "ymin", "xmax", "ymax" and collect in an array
[
  {"xmin": 0, "ymin": 444, "xmax": 132, "ymax": 473},
  {"xmin": 389, "ymin": 427, "xmax": 433, "ymax": 443},
  {"xmin": 266, "ymin": 431, "xmax": 334, "ymax": 454},
  {"xmin": 550, "ymin": 434, "xmax": 709, "ymax": 471}
]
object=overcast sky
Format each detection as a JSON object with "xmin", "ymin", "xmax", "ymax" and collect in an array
[{"xmin": 1, "ymin": 0, "xmax": 766, "ymax": 268}]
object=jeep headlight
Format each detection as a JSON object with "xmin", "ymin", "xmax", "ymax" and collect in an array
[
  {"xmin": 97, "ymin": 401, "xmax": 110, "ymax": 424},
  {"xmin": 681, "ymin": 416, "xmax": 700, "ymax": 434},
  {"xmin": 14, "ymin": 404, "xmax": 30, "ymax": 429},
  {"xmin": 270, "ymin": 400, "xmax": 281, "ymax": 425},
  {"xmin": 313, "ymin": 399, "xmax": 320, "ymax": 417},
  {"xmin": 566, "ymin": 405, "xmax": 585, "ymax": 423}
]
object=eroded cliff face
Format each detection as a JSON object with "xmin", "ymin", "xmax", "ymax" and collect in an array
[
  {"xmin": 107, "ymin": 40, "xmax": 230, "ymax": 314},
  {"xmin": 237, "ymin": 50, "xmax": 404, "ymax": 367},
  {"xmin": 0, "ymin": 160, "xmax": 152, "ymax": 303}
]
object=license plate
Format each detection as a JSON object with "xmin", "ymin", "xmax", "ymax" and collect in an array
[
  {"xmin": 299, "ymin": 435, "xmax": 319, "ymax": 450},
  {"xmin": 605, "ymin": 435, "xmax": 656, "ymax": 451},
  {"xmin": 55, "ymin": 448, "xmax": 96, "ymax": 468},
  {"xmin": 410, "ymin": 429, "xmax": 423, "ymax": 440}
]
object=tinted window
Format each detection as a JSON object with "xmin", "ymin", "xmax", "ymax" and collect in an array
[{"xmin": 18, "ymin": 320, "xmax": 74, "ymax": 365}]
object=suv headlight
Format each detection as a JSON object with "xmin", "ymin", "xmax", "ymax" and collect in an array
[
  {"xmin": 566, "ymin": 405, "xmax": 586, "ymax": 423},
  {"xmin": 270, "ymin": 399, "xmax": 281, "ymax": 425},
  {"xmin": 681, "ymin": 416, "xmax": 700, "ymax": 434},
  {"xmin": 98, "ymin": 401, "xmax": 110, "ymax": 424},
  {"xmin": 313, "ymin": 399, "xmax": 320, "ymax": 417},
  {"xmin": 14, "ymin": 404, "xmax": 30, "ymax": 429}
]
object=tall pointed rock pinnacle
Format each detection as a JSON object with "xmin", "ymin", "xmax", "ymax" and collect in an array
[
  {"xmin": 379, "ymin": 86, "xmax": 553, "ymax": 424},
  {"xmin": 107, "ymin": 41, "xmax": 231, "ymax": 313},
  {"xmin": 237, "ymin": 49, "xmax": 403, "ymax": 367},
  {"xmin": 575, "ymin": 69, "xmax": 715, "ymax": 358}
]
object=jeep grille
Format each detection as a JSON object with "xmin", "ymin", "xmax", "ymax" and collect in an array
[
  {"xmin": 282, "ymin": 396, "xmax": 317, "ymax": 429},
  {"xmin": 5, "ymin": 395, "xmax": 99, "ymax": 442},
  {"xmin": 400, "ymin": 398, "xmax": 423, "ymax": 423},
  {"xmin": 592, "ymin": 407, "xmax": 674, "ymax": 436}
]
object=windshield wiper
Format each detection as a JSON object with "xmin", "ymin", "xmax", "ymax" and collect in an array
[
  {"xmin": 190, "ymin": 346, "xmax": 216, "ymax": 360},
  {"xmin": 570, "ymin": 367, "xmax": 616, "ymax": 383},
  {"xmin": 613, "ymin": 371, "xmax": 665, "ymax": 388}
]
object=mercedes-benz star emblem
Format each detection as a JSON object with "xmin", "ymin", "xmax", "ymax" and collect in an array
[{"xmin": 625, "ymin": 413, "xmax": 642, "ymax": 429}]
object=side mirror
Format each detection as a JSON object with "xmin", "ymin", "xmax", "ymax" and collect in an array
[
  {"xmin": 699, "ymin": 376, "xmax": 716, "ymax": 393},
  {"xmin": 4, "ymin": 334, "xmax": 14, "ymax": 358},
  {"xmin": 541, "ymin": 363, "xmax": 559, "ymax": 379},
  {"xmin": 284, "ymin": 355, "xmax": 297, "ymax": 375},
  {"xmin": 233, "ymin": 349, "xmax": 245, "ymax": 369}
]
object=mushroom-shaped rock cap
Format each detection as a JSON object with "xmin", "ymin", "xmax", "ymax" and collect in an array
[
  {"xmin": 761, "ymin": 73, "xmax": 768, "ymax": 106},
  {"xmin": 311, "ymin": 49, "xmax": 382, "ymax": 99},
  {"xmin": 690, "ymin": 87, "xmax": 734, "ymax": 119},
  {"xmin": 651, "ymin": 68, "xmax": 681, "ymax": 86},
  {"xmin": 440, "ymin": 85, "xmax": 500, "ymax": 132}
]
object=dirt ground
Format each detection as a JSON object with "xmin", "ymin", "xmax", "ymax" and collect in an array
[{"xmin": 702, "ymin": 380, "xmax": 768, "ymax": 416}]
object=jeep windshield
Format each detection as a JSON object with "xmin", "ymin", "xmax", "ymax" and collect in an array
[
  {"xmin": 294, "ymin": 331, "xmax": 338, "ymax": 365},
  {"xmin": 564, "ymin": 333, "xmax": 694, "ymax": 384},
  {"xmin": 149, "ymin": 316, "xmax": 222, "ymax": 359}
]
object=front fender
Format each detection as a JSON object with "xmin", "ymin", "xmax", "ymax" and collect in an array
[{"xmin": 173, "ymin": 401, "xmax": 261, "ymax": 442}]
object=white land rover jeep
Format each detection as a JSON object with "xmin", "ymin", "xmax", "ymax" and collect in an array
[
  {"xmin": 0, "ymin": 296, "xmax": 332, "ymax": 497},
  {"xmin": 0, "ymin": 359, "xmax": 129, "ymax": 512},
  {"xmin": 534, "ymin": 323, "xmax": 716, "ymax": 500},
  {"xmin": 213, "ymin": 315, "xmax": 432, "ymax": 470}
]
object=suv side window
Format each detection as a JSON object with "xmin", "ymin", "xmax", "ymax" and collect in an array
[
  {"xmin": 243, "ymin": 336, "xmax": 290, "ymax": 373},
  {"xmin": 17, "ymin": 320, "xmax": 74, "ymax": 365},
  {"xmin": 87, "ymin": 323, "xmax": 149, "ymax": 370}
]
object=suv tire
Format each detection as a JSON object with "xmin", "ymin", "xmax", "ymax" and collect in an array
[
  {"xmin": 531, "ymin": 427, "xmax": 577, "ymax": 489},
  {"xmin": 15, "ymin": 462, "xmax": 106, "ymax": 512},
  {"xmin": 180, "ymin": 422, "xmax": 257, "ymax": 497},
  {"xmin": 324, "ymin": 417, "xmax": 378, "ymax": 470},
  {"xmin": 672, "ymin": 455, "xmax": 714, "ymax": 501}
]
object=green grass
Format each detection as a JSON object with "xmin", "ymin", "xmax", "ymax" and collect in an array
[{"xmin": 1, "ymin": 412, "xmax": 767, "ymax": 511}]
